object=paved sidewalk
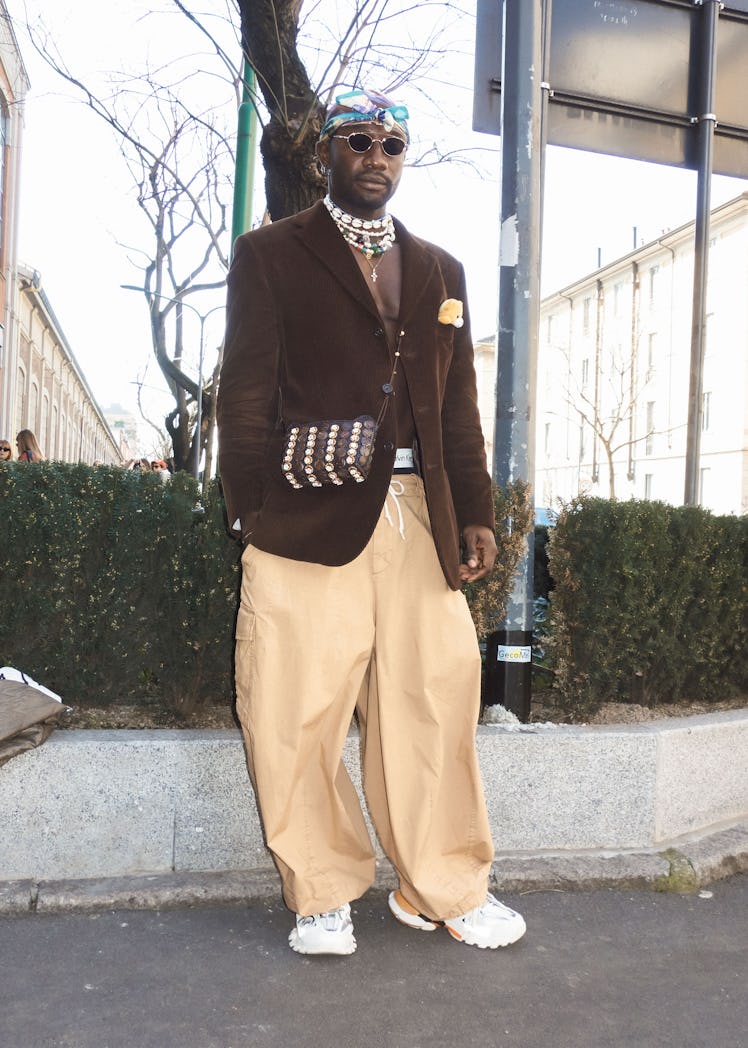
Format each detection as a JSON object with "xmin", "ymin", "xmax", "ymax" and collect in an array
[{"xmin": 3, "ymin": 875, "xmax": 746, "ymax": 1048}]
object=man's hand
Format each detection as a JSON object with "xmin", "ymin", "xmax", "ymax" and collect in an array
[{"xmin": 459, "ymin": 524, "xmax": 497, "ymax": 584}]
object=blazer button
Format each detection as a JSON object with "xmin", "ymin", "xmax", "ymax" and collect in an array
[
  {"xmin": 374, "ymin": 327, "xmax": 384, "ymax": 338},
  {"xmin": 383, "ymin": 442, "xmax": 394, "ymax": 452}
]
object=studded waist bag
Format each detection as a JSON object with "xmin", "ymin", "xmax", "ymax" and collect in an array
[
  {"xmin": 280, "ymin": 333, "xmax": 403, "ymax": 489},
  {"xmin": 281, "ymin": 416, "xmax": 378, "ymax": 488}
]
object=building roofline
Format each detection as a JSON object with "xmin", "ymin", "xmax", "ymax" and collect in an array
[
  {"xmin": 543, "ymin": 190, "xmax": 748, "ymax": 305},
  {"xmin": 17, "ymin": 261, "xmax": 121, "ymax": 452}
]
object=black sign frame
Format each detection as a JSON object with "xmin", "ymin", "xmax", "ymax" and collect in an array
[{"xmin": 473, "ymin": 0, "xmax": 748, "ymax": 177}]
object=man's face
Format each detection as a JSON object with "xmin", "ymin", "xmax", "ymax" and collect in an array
[{"xmin": 317, "ymin": 121, "xmax": 407, "ymax": 218}]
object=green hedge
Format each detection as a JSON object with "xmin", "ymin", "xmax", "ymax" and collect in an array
[
  {"xmin": 0, "ymin": 465, "xmax": 531, "ymax": 713},
  {"xmin": 547, "ymin": 497, "xmax": 748, "ymax": 718},
  {"xmin": 15, "ymin": 467, "xmax": 740, "ymax": 722},
  {"xmin": 0, "ymin": 462, "xmax": 240, "ymax": 711}
]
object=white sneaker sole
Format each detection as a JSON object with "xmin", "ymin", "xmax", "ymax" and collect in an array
[
  {"xmin": 444, "ymin": 909, "xmax": 527, "ymax": 949},
  {"xmin": 387, "ymin": 890, "xmax": 441, "ymax": 931},
  {"xmin": 389, "ymin": 890, "xmax": 526, "ymax": 948},
  {"xmin": 288, "ymin": 927, "xmax": 357, "ymax": 955}
]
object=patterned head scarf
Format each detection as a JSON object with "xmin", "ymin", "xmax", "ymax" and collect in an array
[{"xmin": 319, "ymin": 88, "xmax": 410, "ymax": 143}]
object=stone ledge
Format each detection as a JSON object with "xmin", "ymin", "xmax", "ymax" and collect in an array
[
  {"xmin": 2, "ymin": 821, "xmax": 746, "ymax": 916},
  {"xmin": 1, "ymin": 710, "xmax": 746, "ymax": 889}
]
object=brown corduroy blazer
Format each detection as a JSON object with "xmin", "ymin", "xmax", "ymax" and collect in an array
[{"xmin": 217, "ymin": 201, "xmax": 494, "ymax": 590}]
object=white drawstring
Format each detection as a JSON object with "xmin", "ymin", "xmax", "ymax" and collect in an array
[{"xmin": 383, "ymin": 479, "xmax": 406, "ymax": 540}]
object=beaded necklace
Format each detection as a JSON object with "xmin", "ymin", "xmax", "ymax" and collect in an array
[{"xmin": 324, "ymin": 195, "xmax": 396, "ymax": 282}]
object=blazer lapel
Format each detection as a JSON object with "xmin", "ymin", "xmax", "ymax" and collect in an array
[
  {"xmin": 394, "ymin": 218, "xmax": 439, "ymax": 329},
  {"xmin": 291, "ymin": 202, "xmax": 440, "ymax": 329},
  {"xmin": 292, "ymin": 201, "xmax": 381, "ymax": 321}
]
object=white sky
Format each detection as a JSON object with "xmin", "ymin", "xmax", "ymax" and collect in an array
[{"xmin": 7, "ymin": 0, "xmax": 748, "ymax": 434}]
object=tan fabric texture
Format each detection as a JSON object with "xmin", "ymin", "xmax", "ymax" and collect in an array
[{"xmin": 234, "ymin": 477, "xmax": 494, "ymax": 919}]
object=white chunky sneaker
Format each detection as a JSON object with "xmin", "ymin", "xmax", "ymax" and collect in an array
[
  {"xmin": 388, "ymin": 890, "xmax": 440, "ymax": 931},
  {"xmin": 288, "ymin": 903, "xmax": 357, "ymax": 956},
  {"xmin": 389, "ymin": 890, "xmax": 526, "ymax": 949},
  {"xmin": 444, "ymin": 892, "xmax": 526, "ymax": 949}
]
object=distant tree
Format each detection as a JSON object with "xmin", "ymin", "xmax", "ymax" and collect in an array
[
  {"xmin": 24, "ymin": 28, "xmax": 232, "ymax": 476},
  {"xmin": 22, "ymin": 0, "xmax": 472, "ymax": 470},
  {"xmin": 558, "ymin": 334, "xmax": 656, "ymax": 500}
]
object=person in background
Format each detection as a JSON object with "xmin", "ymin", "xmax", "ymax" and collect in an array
[
  {"xmin": 151, "ymin": 459, "xmax": 171, "ymax": 483},
  {"xmin": 0, "ymin": 440, "xmax": 12, "ymax": 462},
  {"xmin": 15, "ymin": 430, "xmax": 44, "ymax": 463}
]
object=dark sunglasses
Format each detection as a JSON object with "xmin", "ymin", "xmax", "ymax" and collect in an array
[
  {"xmin": 332, "ymin": 132, "xmax": 407, "ymax": 157},
  {"xmin": 0, "ymin": 446, "xmax": 10, "ymax": 452}
]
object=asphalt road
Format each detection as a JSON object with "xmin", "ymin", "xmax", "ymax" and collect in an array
[{"xmin": 3, "ymin": 875, "xmax": 747, "ymax": 1048}]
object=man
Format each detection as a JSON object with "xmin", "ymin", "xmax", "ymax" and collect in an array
[{"xmin": 217, "ymin": 89, "xmax": 526, "ymax": 956}]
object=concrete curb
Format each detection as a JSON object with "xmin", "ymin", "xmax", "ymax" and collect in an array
[{"xmin": 2, "ymin": 820, "xmax": 746, "ymax": 917}]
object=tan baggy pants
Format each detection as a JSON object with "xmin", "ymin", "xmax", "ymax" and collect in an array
[{"xmin": 234, "ymin": 475, "xmax": 494, "ymax": 919}]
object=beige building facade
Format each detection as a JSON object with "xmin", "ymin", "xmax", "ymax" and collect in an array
[
  {"xmin": 0, "ymin": 2, "xmax": 28, "ymax": 444},
  {"xmin": 0, "ymin": 2, "xmax": 121, "ymax": 464},
  {"xmin": 476, "ymin": 193, "xmax": 748, "ymax": 518},
  {"xmin": 14, "ymin": 265, "xmax": 121, "ymax": 463}
]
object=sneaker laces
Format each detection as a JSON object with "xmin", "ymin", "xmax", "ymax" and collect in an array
[
  {"xmin": 297, "ymin": 904, "xmax": 351, "ymax": 932},
  {"xmin": 460, "ymin": 893, "xmax": 513, "ymax": 927}
]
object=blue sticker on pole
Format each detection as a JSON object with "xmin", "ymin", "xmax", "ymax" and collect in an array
[{"xmin": 497, "ymin": 645, "xmax": 532, "ymax": 663}]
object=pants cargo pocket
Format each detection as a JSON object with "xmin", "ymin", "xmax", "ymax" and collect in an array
[{"xmin": 234, "ymin": 604, "xmax": 257, "ymax": 724}]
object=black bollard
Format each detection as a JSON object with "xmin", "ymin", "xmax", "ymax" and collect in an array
[{"xmin": 484, "ymin": 629, "xmax": 532, "ymax": 723}]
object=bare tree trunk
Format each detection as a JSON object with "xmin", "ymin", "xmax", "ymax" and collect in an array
[
  {"xmin": 203, "ymin": 346, "xmax": 223, "ymax": 495},
  {"xmin": 605, "ymin": 444, "xmax": 616, "ymax": 499},
  {"xmin": 239, "ymin": 0, "xmax": 326, "ymax": 219}
]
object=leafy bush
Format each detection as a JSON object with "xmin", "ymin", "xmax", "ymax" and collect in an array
[
  {"xmin": 464, "ymin": 479, "xmax": 534, "ymax": 642},
  {"xmin": 547, "ymin": 497, "xmax": 748, "ymax": 719}
]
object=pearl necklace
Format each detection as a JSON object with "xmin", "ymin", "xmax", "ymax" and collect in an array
[{"xmin": 324, "ymin": 195, "xmax": 396, "ymax": 282}]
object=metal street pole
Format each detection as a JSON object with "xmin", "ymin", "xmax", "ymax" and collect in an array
[
  {"xmin": 683, "ymin": 0, "xmax": 719, "ymax": 506},
  {"xmin": 121, "ymin": 285, "xmax": 224, "ymax": 481},
  {"xmin": 487, "ymin": 0, "xmax": 544, "ymax": 722}
]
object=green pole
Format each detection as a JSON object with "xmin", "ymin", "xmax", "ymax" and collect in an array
[{"xmin": 231, "ymin": 63, "xmax": 259, "ymax": 257}]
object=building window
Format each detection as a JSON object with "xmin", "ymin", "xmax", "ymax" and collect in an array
[
  {"xmin": 646, "ymin": 401, "xmax": 655, "ymax": 455},
  {"xmin": 544, "ymin": 422, "xmax": 551, "ymax": 456},
  {"xmin": 583, "ymin": 297, "xmax": 591, "ymax": 336},
  {"xmin": 30, "ymin": 381, "xmax": 39, "ymax": 430},
  {"xmin": 702, "ymin": 391, "xmax": 711, "ymax": 432},
  {"xmin": 546, "ymin": 314, "xmax": 554, "ymax": 344},
  {"xmin": 699, "ymin": 467, "xmax": 710, "ymax": 506},
  {"xmin": 644, "ymin": 474, "xmax": 653, "ymax": 500},
  {"xmin": 51, "ymin": 405, "xmax": 58, "ymax": 458},
  {"xmin": 613, "ymin": 282, "xmax": 623, "ymax": 316},
  {"xmin": 647, "ymin": 332, "xmax": 657, "ymax": 373},
  {"xmin": 648, "ymin": 265, "xmax": 659, "ymax": 306},
  {"xmin": 581, "ymin": 358, "xmax": 590, "ymax": 388},
  {"xmin": 15, "ymin": 366, "xmax": 26, "ymax": 433},
  {"xmin": 41, "ymin": 393, "xmax": 50, "ymax": 451}
]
